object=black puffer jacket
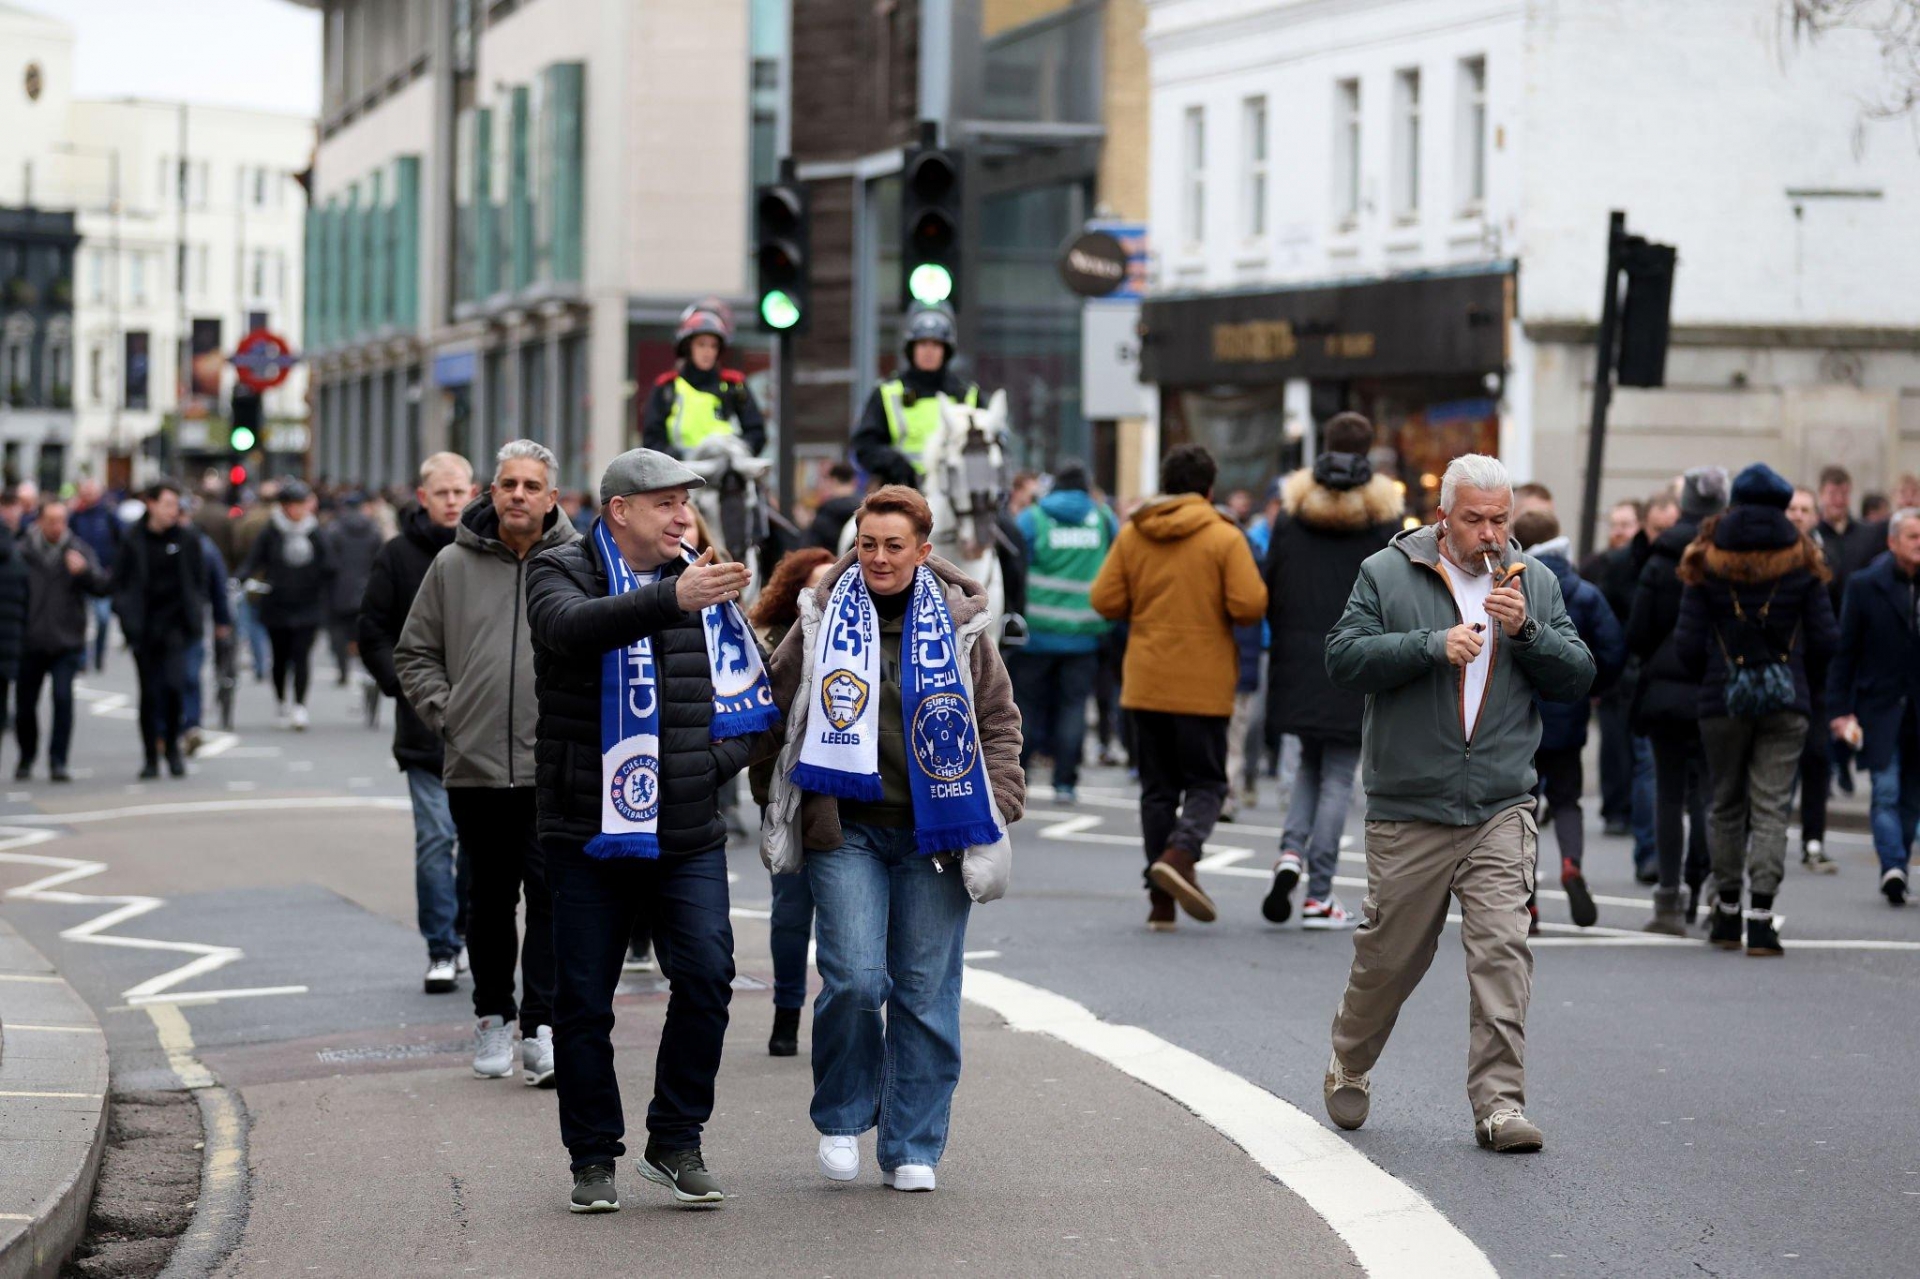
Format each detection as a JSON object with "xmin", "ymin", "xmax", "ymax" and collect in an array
[
  {"xmin": 525, "ymin": 529, "xmax": 770, "ymax": 856},
  {"xmin": 240, "ymin": 513, "xmax": 334, "ymax": 629},
  {"xmin": 0, "ymin": 525, "xmax": 29, "ymax": 681},
  {"xmin": 1626, "ymin": 520, "xmax": 1704, "ymax": 737},
  {"xmin": 323, "ymin": 509, "xmax": 386, "ymax": 618},
  {"xmin": 358, "ymin": 505, "xmax": 454, "ymax": 773}
]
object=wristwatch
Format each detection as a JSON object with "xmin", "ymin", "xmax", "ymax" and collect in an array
[{"xmin": 1514, "ymin": 617, "xmax": 1542, "ymax": 646}]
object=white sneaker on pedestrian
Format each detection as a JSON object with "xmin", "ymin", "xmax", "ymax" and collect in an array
[
  {"xmin": 275, "ymin": 701, "xmax": 291, "ymax": 729},
  {"xmin": 455, "ymin": 946, "xmax": 469, "ymax": 975},
  {"xmin": 883, "ymin": 1164, "xmax": 936, "ymax": 1192},
  {"xmin": 1302, "ymin": 896, "xmax": 1358, "ymax": 931},
  {"xmin": 424, "ymin": 957, "xmax": 457, "ymax": 994},
  {"xmin": 623, "ymin": 944, "xmax": 655, "ymax": 973},
  {"xmin": 473, "ymin": 1015, "xmax": 514, "ymax": 1078},
  {"xmin": 817, "ymin": 1135, "xmax": 859, "ymax": 1182},
  {"xmin": 523, "ymin": 1024, "xmax": 556, "ymax": 1087},
  {"xmin": 291, "ymin": 703, "xmax": 310, "ymax": 731}
]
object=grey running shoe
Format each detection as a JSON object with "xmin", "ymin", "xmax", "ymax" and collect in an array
[
  {"xmin": 473, "ymin": 1015, "xmax": 514, "ymax": 1079},
  {"xmin": 1476, "ymin": 1109, "xmax": 1544, "ymax": 1153},
  {"xmin": 523, "ymin": 1024, "xmax": 556, "ymax": 1087},
  {"xmin": 1324, "ymin": 1052, "xmax": 1370, "ymax": 1131},
  {"xmin": 638, "ymin": 1144, "xmax": 725, "ymax": 1205},
  {"xmin": 570, "ymin": 1164, "xmax": 619, "ymax": 1213}
]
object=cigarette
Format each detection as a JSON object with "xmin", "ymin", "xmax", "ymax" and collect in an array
[{"xmin": 1482, "ymin": 551, "xmax": 1498, "ymax": 576}]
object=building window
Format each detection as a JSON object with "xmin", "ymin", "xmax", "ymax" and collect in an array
[
  {"xmin": 191, "ymin": 161, "xmax": 209, "ymax": 210},
  {"xmin": 1182, "ymin": 105, "xmax": 1206, "ymax": 246},
  {"xmin": 1333, "ymin": 79, "xmax": 1361, "ymax": 229},
  {"xmin": 1241, "ymin": 96, "xmax": 1268, "ymax": 241},
  {"xmin": 253, "ymin": 166, "xmax": 268, "ymax": 207},
  {"xmin": 87, "ymin": 249, "xmax": 106, "ymax": 303},
  {"xmin": 1457, "ymin": 56, "xmax": 1488, "ymax": 214},
  {"xmin": 1392, "ymin": 68, "xmax": 1421, "ymax": 222},
  {"xmin": 129, "ymin": 253, "xmax": 147, "ymax": 306},
  {"xmin": 251, "ymin": 248, "xmax": 267, "ymax": 299},
  {"xmin": 88, "ymin": 344, "xmax": 104, "ymax": 404}
]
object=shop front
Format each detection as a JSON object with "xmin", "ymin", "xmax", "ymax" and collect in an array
[{"xmin": 1139, "ymin": 266, "xmax": 1512, "ymax": 517}]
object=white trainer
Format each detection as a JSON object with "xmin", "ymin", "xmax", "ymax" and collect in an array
[
  {"xmin": 473, "ymin": 1015, "xmax": 514, "ymax": 1078},
  {"xmin": 883, "ymin": 1164, "xmax": 936, "ymax": 1192},
  {"xmin": 423, "ymin": 957, "xmax": 457, "ymax": 994},
  {"xmin": 1302, "ymin": 896, "xmax": 1358, "ymax": 931},
  {"xmin": 275, "ymin": 701, "xmax": 291, "ymax": 729},
  {"xmin": 455, "ymin": 946, "xmax": 469, "ymax": 975},
  {"xmin": 291, "ymin": 703, "xmax": 310, "ymax": 731},
  {"xmin": 817, "ymin": 1135, "xmax": 859, "ymax": 1182},
  {"xmin": 523, "ymin": 1024, "xmax": 556, "ymax": 1087}
]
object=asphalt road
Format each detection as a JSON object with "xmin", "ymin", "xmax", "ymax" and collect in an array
[{"xmin": 3, "ymin": 649, "xmax": 1917, "ymax": 1277}]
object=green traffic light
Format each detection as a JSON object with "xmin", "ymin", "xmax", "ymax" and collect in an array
[
  {"xmin": 760, "ymin": 290, "xmax": 802, "ymax": 331},
  {"xmin": 908, "ymin": 262, "xmax": 954, "ymax": 304},
  {"xmin": 230, "ymin": 426, "xmax": 257, "ymax": 452}
]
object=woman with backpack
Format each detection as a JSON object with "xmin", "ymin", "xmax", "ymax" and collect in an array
[{"xmin": 1674, "ymin": 463, "xmax": 1838, "ymax": 956}]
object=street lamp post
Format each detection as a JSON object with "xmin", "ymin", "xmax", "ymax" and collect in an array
[{"xmin": 53, "ymin": 141, "xmax": 124, "ymax": 464}]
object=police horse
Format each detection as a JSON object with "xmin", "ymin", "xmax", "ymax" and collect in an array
[{"xmin": 682, "ymin": 434, "xmax": 772, "ymax": 603}]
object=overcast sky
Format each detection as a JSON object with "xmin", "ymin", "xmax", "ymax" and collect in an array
[{"xmin": 22, "ymin": 0, "xmax": 321, "ymax": 117}]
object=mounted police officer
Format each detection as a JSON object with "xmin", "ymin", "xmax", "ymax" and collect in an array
[
  {"xmin": 641, "ymin": 298, "xmax": 767, "ymax": 459},
  {"xmin": 851, "ymin": 301, "xmax": 978, "ymax": 488}
]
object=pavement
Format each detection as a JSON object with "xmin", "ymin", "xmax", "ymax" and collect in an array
[{"xmin": 2, "ymin": 650, "xmax": 1918, "ymax": 1276}]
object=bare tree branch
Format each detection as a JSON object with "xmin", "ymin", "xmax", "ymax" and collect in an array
[{"xmin": 1784, "ymin": 1, "xmax": 1920, "ymax": 121}]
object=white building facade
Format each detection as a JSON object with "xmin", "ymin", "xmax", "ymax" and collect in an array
[
  {"xmin": 1142, "ymin": 0, "xmax": 1920, "ymax": 532},
  {"xmin": 298, "ymin": 0, "xmax": 757, "ymax": 492}
]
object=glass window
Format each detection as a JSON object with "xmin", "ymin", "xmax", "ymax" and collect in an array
[
  {"xmin": 1333, "ymin": 79, "xmax": 1361, "ymax": 229},
  {"xmin": 129, "ymin": 253, "xmax": 147, "ymax": 306},
  {"xmin": 1242, "ymin": 96, "xmax": 1268, "ymax": 240},
  {"xmin": 1183, "ymin": 105, "xmax": 1206, "ymax": 245},
  {"xmin": 1458, "ymin": 56, "xmax": 1488, "ymax": 213},
  {"xmin": 1393, "ymin": 69, "xmax": 1421, "ymax": 221}
]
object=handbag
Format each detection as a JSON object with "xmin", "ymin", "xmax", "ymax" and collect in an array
[{"xmin": 1714, "ymin": 580, "xmax": 1797, "ymax": 718}]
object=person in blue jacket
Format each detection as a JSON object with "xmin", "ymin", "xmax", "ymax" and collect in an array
[{"xmin": 1515, "ymin": 509, "xmax": 1624, "ymax": 930}]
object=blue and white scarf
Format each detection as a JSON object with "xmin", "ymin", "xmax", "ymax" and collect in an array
[
  {"xmin": 792, "ymin": 564, "xmax": 1002, "ymax": 855},
  {"xmin": 586, "ymin": 518, "xmax": 777, "ymax": 860}
]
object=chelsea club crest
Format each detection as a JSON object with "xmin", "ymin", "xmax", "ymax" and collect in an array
[
  {"xmin": 911, "ymin": 693, "xmax": 977, "ymax": 783},
  {"xmin": 610, "ymin": 754, "xmax": 661, "ymax": 824}
]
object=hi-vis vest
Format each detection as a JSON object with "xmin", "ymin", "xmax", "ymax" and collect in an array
[
  {"xmin": 879, "ymin": 379, "xmax": 978, "ymax": 471},
  {"xmin": 664, "ymin": 374, "xmax": 740, "ymax": 451},
  {"xmin": 1026, "ymin": 503, "xmax": 1113, "ymax": 637}
]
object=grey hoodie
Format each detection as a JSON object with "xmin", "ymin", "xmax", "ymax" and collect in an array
[{"xmin": 394, "ymin": 497, "xmax": 579, "ymax": 788}]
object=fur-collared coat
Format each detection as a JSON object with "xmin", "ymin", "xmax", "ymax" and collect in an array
[
  {"xmin": 1673, "ymin": 507, "xmax": 1837, "ymax": 720},
  {"xmin": 1263, "ymin": 469, "xmax": 1402, "ymax": 744}
]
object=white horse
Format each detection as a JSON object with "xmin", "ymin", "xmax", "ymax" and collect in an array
[{"xmin": 682, "ymin": 434, "xmax": 772, "ymax": 603}]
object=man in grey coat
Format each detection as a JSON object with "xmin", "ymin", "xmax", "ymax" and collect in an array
[
  {"xmin": 397, "ymin": 440, "xmax": 579, "ymax": 1086},
  {"xmin": 16, "ymin": 499, "xmax": 111, "ymax": 781}
]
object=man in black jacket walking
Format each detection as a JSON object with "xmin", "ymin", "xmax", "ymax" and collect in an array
[
  {"xmin": 17, "ymin": 499, "xmax": 111, "ymax": 781},
  {"xmin": 0, "ymin": 488, "xmax": 30, "ymax": 750},
  {"xmin": 526, "ymin": 448, "xmax": 764, "ymax": 1214},
  {"xmin": 359, "ymin": 453, "xmax": 475, "ymax": 994},
  {"xmin": 111, "ymin": 480, "xmax": 210, "ymax": 778}
]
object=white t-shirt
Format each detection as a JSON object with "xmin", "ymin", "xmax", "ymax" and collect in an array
[{"xmin": 1445, "ymin": 563, "xmax": 1497, "ymax": 739}]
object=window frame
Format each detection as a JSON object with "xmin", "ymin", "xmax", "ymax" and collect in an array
[
  {"xmin": 1332, "ymin": 78, "xmax": 1361, "ymax": 231},
  {"xmin": 1392, "ymin": 67, "xmax": 1422, "ymax": 223},
  {"xmin": 1182, "ymin": 104, "xmax": 1207, "ymax": 247},
  {"xmin": 1241, "ymin": 95, "xmax": 1268, "ymax": 242}
]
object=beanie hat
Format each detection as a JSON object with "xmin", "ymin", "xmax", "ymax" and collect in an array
[
  {"xmin": 1729, "ymin": 462, "xmax": 1793, "ymax": 511},
  {"xmin": 1052, "ymin": 459, "xmax": 1090, "ymax": 492},
  {"xmin": 1679, "ymin": 466, "xmax": 1729, "ymax": 520}
]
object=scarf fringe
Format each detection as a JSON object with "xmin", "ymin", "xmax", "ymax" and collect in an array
[
  {"xmin": 582, "ymin": 832, "xmax": 662, "ymax": 861},
  {"xmin": 711, "ymin": 702, "xmax": 779, "ymax": 741},
  {"xmin": 790, "ymin": 760, "xmax": 884, "ymax": 802},
  {"xmin": 915, "ymin": 820, "xmax": 1002, "ymax": 857}
]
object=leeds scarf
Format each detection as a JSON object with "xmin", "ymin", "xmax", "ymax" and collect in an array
[
  {"xmin": 792, "ymin": 564, "xmax": 1001, "ymax": 855},
  {"xmin": 586, "ymin": 518, "xmax": 776, "ymax": 860}
]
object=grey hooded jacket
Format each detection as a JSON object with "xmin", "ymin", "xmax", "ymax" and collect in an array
[{"xmin": 395, "ymin": 497, "xmax": 579, "ymax": 788}]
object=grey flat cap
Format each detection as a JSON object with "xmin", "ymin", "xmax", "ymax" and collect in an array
[{"xmin": 598, "ymin": 448, "xmax": 706, "ymax": 504}]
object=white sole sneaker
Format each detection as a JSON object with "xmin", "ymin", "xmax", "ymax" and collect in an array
[
  {"xmin": 883, "ymin": 1165, "xmax": 936, "ymax": 1192},
  {"xmin": 817, "ymin": 1135, "xmax": 859, "ymax": 1182}
]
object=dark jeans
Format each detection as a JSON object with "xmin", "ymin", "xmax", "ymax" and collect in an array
[
  {"xmin": 1280, "ymin": 734, "xmax": 1360, "ymax": 900},
  {"xmin": 406, "ymin": 766, "xmax": 466, "ymax": 960},
  {"xmin": 1133, "ymin": 710, "xmax": 1228, "ymax": 884},
  {"xmin": 133, "ymin": 640, "xmax": 188, "ymax": 758},
  {"xmin": 267, "ymin": 624, "xmax": 317, "ymax": 706},
  {"xmin": 16, "ymin": 647, "xmax": 83, "ymax": 768},
  {"xmin": 1597, "ymin": 690, "xmax": 1635, "ymax": 825},
  {"xmin": 1651, "ymin": 732, "xmax": 1711, "ymax": 893},
  {"xmin": 1700, "ymin": 712, "xmax": 1807, "ymax": 900},
  {"xmin": 1630, "ymin": 735, "xmax": 1657, "ymax": 873},
  {"xmin": 446, "ymin": 787, "xmax": 553, "ymax": 1033},
  {"xmin": 1012, "ymin": 650, "xmax": 1098, "ymax": 789},
  {"xmin": 326, "ymin": 611, "xmax": 356, "ymax": 682},
  {"xmin": 1534, "ymin": 745, "xmax": 1586, "ymax": 869},
  {"xmin": 1797, "ymin": 710, "xmax": 1831, "ymax": 846},
  {"xmin": 548, "ymin": 844, "xmax": 733, "ymax": 1170},
  {"xmin": 769, "ymin": 869, "xmax": 815, "ymax": 1010}
]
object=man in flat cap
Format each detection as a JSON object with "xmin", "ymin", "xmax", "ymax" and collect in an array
[{"xmin": 527, "ymin": 447, "xmax": 774, "ymax": 1213}]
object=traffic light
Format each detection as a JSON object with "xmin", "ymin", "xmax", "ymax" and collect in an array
[
  {"xmin": 230, "ymin": 390, "xmax": 262, "ymax": 453},
  {"xmin": 1616, "ymin": 237, "xmax": 1676, "ymax": 388},
  {"xmin": 900, "ymin": 131, "xmax": 961, "ymax": 310},
  {"xmin": 754, "ymin": 179, "xmax": 810, "ymax": 334}
]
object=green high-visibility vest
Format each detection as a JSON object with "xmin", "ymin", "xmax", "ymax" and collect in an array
[
  {"xmin": 1026, "ymin": 504, "xmax": 1112, "ymax": 637},
  {"xmin": 666, "ymin": 377, "xmax": 737, "ymax": 451},
  {"xmin": 879, "ymin": 379, "xmax": 978, "ymax": 472}
]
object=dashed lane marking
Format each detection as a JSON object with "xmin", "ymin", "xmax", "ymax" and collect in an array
[{"xmin": 2, "ymin": 1023, "xmax": 103, "ymax": 1033}]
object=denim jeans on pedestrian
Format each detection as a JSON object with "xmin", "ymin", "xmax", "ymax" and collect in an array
[
  {"xmin": 769, "ymin": 869, "xmax": 815, "ymax": 1011},
  {"xmin": 1699, "ymin": 711, "xmax": 1807, "ymax": 900},
  {"xmin": 1011, "ymin": 650, "xmax": 1098, "ymax": 789},
  {"xmin": 181, "ymin": 640, "xmax": 205, "ymax": 731},
  {"xmin": 1868, "ymin": 740, "xmax": 1920, "ymax": 875},
  {"xmin": 88, "ymin": 596, "xmax": 113, "ymax": 670},
  {"xmin": 1630, "ymin": 734, "xmax": 1658, "ymax": 874},
  {"xmin": 1281, "ymin": 735, "xmax": 1360, "ymax": 900},
  {"xmin": 16, "ymin": 647, "xmax": 83, "ymax": 770},
  {"xmin": 405, "ymin": 766, "xmax": 464, "ymax": 961},
  {"xmin": 548, "ymin": 843, "xmax": 733, "ymax": 1170},
  {"xmin": 808, "ymin": 822, "xmax": 971, "ymax": 1171},
  {"xmin": 236, "ymin": 594, "xmax": 270, "ymax": 680}
]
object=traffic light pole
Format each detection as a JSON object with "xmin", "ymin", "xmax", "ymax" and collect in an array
[
  {"xmin": 777, "ymin": 327, "xmax": 795, "ymax": 519},
  {"xmin": 1577, "ymin": 210, "xmax": 1626, "ymax": 562}
]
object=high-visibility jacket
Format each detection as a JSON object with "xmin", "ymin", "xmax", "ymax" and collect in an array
[
  {"xmin": 879, "ymin": 379, "xmax": 978, "ymax": 472},
  {"xmin": 1025, "ymin": 501, "xmax": 1113, "ymax": 641},
  {"xmin": 664, "ymin": 374, "xmax": 740, "ymax": 452}
]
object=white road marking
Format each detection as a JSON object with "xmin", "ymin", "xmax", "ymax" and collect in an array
[
  {"xmin": 0, "ymin": 1090, "xmax": 102, "ymax": 1099},
  {"xmin": 128, "ymin": 986, "xmax": 313, "ymax": 1006},
  {"xmin": 961, "ymin": 966, "xmax": 1496, "ymax": 1279},
  {"xmin": 1, "ymin": 1023, "xmax": 103, "ymax": 1033},
  {"xmin": 194, "ymin": 731, "xmax": 240, "ymax": 759},
  {"xmin": 962, "ymin": 949, "xmax": 1002, "ymax": 960}
]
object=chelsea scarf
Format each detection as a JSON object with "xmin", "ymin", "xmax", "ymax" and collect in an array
[
  {"xmin": 791, "ymin": 563, "xmax": 1002, "ymax": 855},
  {"xmin": 586, "ymin": 518, "xmax": 777, "ymax": 860}
]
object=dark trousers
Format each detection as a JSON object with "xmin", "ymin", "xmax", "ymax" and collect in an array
[
  {"xmin": 325, "ymin": 611, "xmax": 356, "ymax": 682},
  {"xmin": 16, "ymin": 647, "xmax": 83, "ymax": 768},
  {"xmin": 1012, "ymin": 650, "xmax": 1098, "ymax": 789},
  {"xmin": 1133, "ymin": 710, "xmax": 1229, "ymax": 884},
  {"xmin": 1797, "ymin": 706, "xmax": 1831, "ymax": 846},
  {"xmin": 1651, "ymin": 732, "xmax": 1712, "ymax": 892},
  {"xmin": 1535, "ymin": 744, "xmax": 1586, "ymax": 869},
  {"xmin": 548, "ymin": 843, "xmax": 733, "ymax": 1170},
  {"xmin": 446, "ymin": 787, "xmax": 554, "ymax": 1033},
  {"xmin": 133, "ymin": 640, "xmax": 188, "ymax": 758},
  {"xmin": 267, "ymin": 624, "xmax": 317, "ymax": 706},
  {"xmin": 1597, "ymin": 691, "xmax": 1635, "ymax": 825}
]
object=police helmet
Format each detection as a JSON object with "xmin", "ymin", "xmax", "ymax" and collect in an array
[
  {"xmin": 901, "ymin": 301, "xmax": 957, "ymax": 360},
  {"xmin": 674, "ymin": 297, "xmax": 735, "ymax": 356}
]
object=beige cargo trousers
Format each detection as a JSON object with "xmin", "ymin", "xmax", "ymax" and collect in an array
[{"xmin": 1329, "ymin": 803, "xmax": 1537, "ymax": 1122}]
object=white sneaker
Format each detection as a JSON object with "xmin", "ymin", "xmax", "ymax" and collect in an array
[
  {"xmin": 817, "ymin": 1135, "xmax": 859, "ymax": 1182},
  {"xmin": 1302, "ymin": 896, "xmax": 1358, "ymax": 931},
  {"xmin": 424, "ymin": 957, "xmax": 457, "ymax": 994},
  {"xmin": 623, "ymin": 945, "xmax": 655, "ymax": 973},
  {"xmin": 455, "ymin": 946, "xmax": 469, "ymax": 975},
  {"xmin": 275, "ymin": 701, "xmax": 291, "ymax": 729},
  {"xmin": 883, "ymin": 1164, "xmax": 936, "ymax": 1192},
  {"xmin": 523, "ymin": 1024, "xmax": 556, "ymax": 1087},
  {"xmin": 291, "ymin": 703, "xmax": 310, "ymax": 731},
  {"xmin": 473, "ymin": 1015, "xmax": 514, "ymax": 1078}
]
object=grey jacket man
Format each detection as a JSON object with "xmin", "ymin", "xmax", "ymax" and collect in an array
[
  {"xmin": 395, "ymin": 496, "xmax": 578, "ymax": 788},
  {"xmin": 22, "ymin": 528, "xmax": 110, "ymax": 654}
]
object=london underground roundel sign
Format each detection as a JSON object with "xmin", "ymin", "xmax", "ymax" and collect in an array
[{"xmin": 231, "ymin": 329, "xmax": 300, "ymax": 393}]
